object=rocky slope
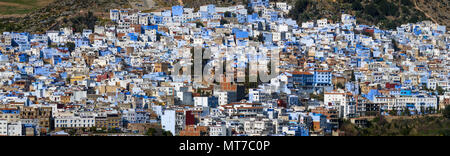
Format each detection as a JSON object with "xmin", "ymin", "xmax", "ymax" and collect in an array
[
  {"xmin": 0, "ymin": 0, "xmax": 447, "ymax": 33},
  {"xmin": 0, "ymin": 0, "xmax": 130, "ymax": 33}
]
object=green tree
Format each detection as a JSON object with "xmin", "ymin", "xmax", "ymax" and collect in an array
[
  {"xmin": 364, "ymin": 3, "xmax": 380, "ymax": 17},
  {"xmin": 68, "ymin": 129, "xmax": 77, "ymax": 136},
  {"xmin": 289, "ymin": 0, "xmax": 311, "ymax": 21},
  {"xmin": 443, "ymin": 105, "xmax": 450, "ymax": 119},
  {"xmin": 404, "ymin": 108, "xmax": 411, "ymax": 116},
  {"xmin": 220, "ymin": 18, "xmax": 229, "ymax": 25},
  {"xmin": 389, "ymin": 109, "xmax": 397, "ymax": 116},
  {"xmin": 163, "ymin": 130, "xmax": 173, "ymax": 136},
  {"xmin": 90, "ymin": 126, "xmax": 97, "ymax": 132},
  {"xmin": 437, "ymin": 86, "xmax": 445, "ymax": 95},
  {"xmin": 224, "ymin": 11, "xmax": 232, "ymax": 18},
  {"xmin": 392, "ymin": 39, "xmax": 401, "ymax": 51},
  {"xmin": 66, "ymin": 42, "xmax": 76, "ymax": 52},
  {"xmin": 257, "ymin": 34, "xmax": 264, "ymax": 42},
  {"xmin": 156, "ymin": 33, "xmax": 162, "ymax": 42},
  {"xmin": 401, "ymin": 0, "xmax": 413, "ymax": 6},
  {"xmin": 350, "ymin": 70, "xmax": 356, "ymax": 82},
  {"xmin": 70, "ymin": 11, "xmax": 98, "ymax": 33},
  {"xmin": 377, "ymin": 0, "xmax": 398, "ymax": 16},
  {"xmin": 196, "ymin": 21, "xmax": 204, "ymax": 28},
  {"xmin": 145, "ymin": 128, "xmax": 157, "ymax": 136},
  {"xmin": 351, "ymin": 0, "xmax": 363, "ymax": 11},
  {"xmin": 336, "ymin": 83, "xmax": 344, "ymax": 89}
]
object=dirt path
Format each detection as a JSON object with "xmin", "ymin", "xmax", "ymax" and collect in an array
[
  {"xmin": 413, "ymin": 0, "xmax": 439, "ymax": 24},
  {"xmin": 0, "ymin": 2, "xmax": 29, "ymax": 7},
  {"xmin": 0, "ymin": 14, "xmax": 26, "ymax": 18},
  {"xmin": 384, "ymin": 114, "xmax": 443, "ymax": 122}
]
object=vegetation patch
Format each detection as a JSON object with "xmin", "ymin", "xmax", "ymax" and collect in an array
[
  {"xmin": 339, "ymin": 106, "xmax": 450, "ymax": 136},
  {"xmin": 0, "ymin": 0, "xmax": 53, "ymax": 15},
  {"xmin": 288, "ymin": 0, "xmax": 431, "ymax": 30}
]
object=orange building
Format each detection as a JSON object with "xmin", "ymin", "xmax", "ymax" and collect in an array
[{"xmin": 179, "ymin": 125, "xmax": 209, "ymax": 136}]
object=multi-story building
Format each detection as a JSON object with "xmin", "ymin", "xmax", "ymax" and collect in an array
[
  {"xmin": 373, "ymin": 95, "xmax": 438, "ymax": 112},
  {"xmin": 95, "ymin": 114, "xmax": 121, "ymax": 130},
  {"xmin": 0, "ymin": 120, "xmax": 7, "ymax": 136},
  {"xmin": 324, "ymin": 91, "xmax": 357, "ymax": 118},
  {"xmin": 314, "ymin": 70, "xmax": 333, "ymax": 87},
  {"xmin": 54, "ymin": 112, "xmax": 95, "ymax": 129}
]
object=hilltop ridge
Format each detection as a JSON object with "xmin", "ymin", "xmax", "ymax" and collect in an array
[
  {"xmin": 0, "ymin": 0, "xmax": 130, "ymax": 33},
  {"xmin": 160, "ymin": 0, "xmax": 448, "ymax": 29},
  {"xmin": 0, "ymin": 0, "xmax": 448, "ymax": 33}
]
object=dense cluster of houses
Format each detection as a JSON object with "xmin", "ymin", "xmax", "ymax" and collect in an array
[{"xmin": 0, "ymin": 0, "xmax": 448, "ymax": 136}]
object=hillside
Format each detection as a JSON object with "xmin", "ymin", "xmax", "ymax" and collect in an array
[
  {"xmin": 0, "ymin": 0, "xmax": 54, "ymax": 17},
  {"xmin": 157, "ymin": 0, "xmax": 448, "ymax": 29},
  {"xmin": 414, "ymin": 0, "xmax": 449, "ymax": 27},
  {"xmin": 0, "ymin": 0, "xmax": 448, "ymax": 33},
  {"xmin": 0, "ymin": 0, "xmax": 130, "ymax": 33},
  {"xmin": 151, "ymin": 0, "xmax": 247, "ymax": 8},
  {"xmin": 339, "ymin": 115, "xmax": 450, "ymax": 136},
  {"xmin": 337, "ymin": 106, "xmax": 450, "ymax": 136},
  {"xmin": 288, "ymin": 0, "xmax": 445, "ymax": 29}
]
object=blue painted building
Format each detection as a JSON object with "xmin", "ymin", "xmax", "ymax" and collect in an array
[
  {"xmin": 313, "ymin": 70, "xmax": 332, "ymax": 86},
  {"xmin": 75, "ymin": 38, "xmax": 90, "ymax": 47},
  {"xmin": 172, "ymin": 5, "xmax": 184, "ymax": 17},
  {"xmin": 292, "ymin": 72, "xmax": 314, "ymax": 86}
]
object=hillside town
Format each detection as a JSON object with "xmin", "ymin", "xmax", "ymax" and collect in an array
[{"xmin": 0, "ymin": 0, "xmax": 449, "ymax": 136}]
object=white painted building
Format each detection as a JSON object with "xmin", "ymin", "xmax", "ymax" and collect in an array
[
  {"xmin": 161, "ymin": 110, "xmax": 176, "ymax": 135},
  {"xmin": 209, "ymin": 125, "xmax": 229, "ymax": 136},
  {"xmin": 215, "ymin": 91, "xmax": 237, "ymax": 106},
  {"xmin": 194, "ymin": 96, "xmax": 218, "ymax": 108},
  {"xmin": 317, "ymin": 19, "xmax": 328, "ymax": 28},
  {"xmin": 373, "ymin": 95, "xmax": 438, "ymax": 112},
  {"xmin": 54, "ymin": 112, "xmax": 95, "ymax": 128},
  {"xmin": 248, "ymin": 89, "xmax": 268, "ymax": 103},
  {"xmin": 324, "ymin": 91, "xmax": 356, "ymax": 118},
  {"xmin": 7, "ymin": 121, "xmax": 22, "ymax": 136},
  {"xmin": 0, "ymin": 120, "xmax": 7, "ymax": 136}
]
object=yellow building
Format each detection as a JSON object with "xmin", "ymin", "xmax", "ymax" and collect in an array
[{"xmin": 70, "ymin": 75, "xmax": 86, "ymax": 85}]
